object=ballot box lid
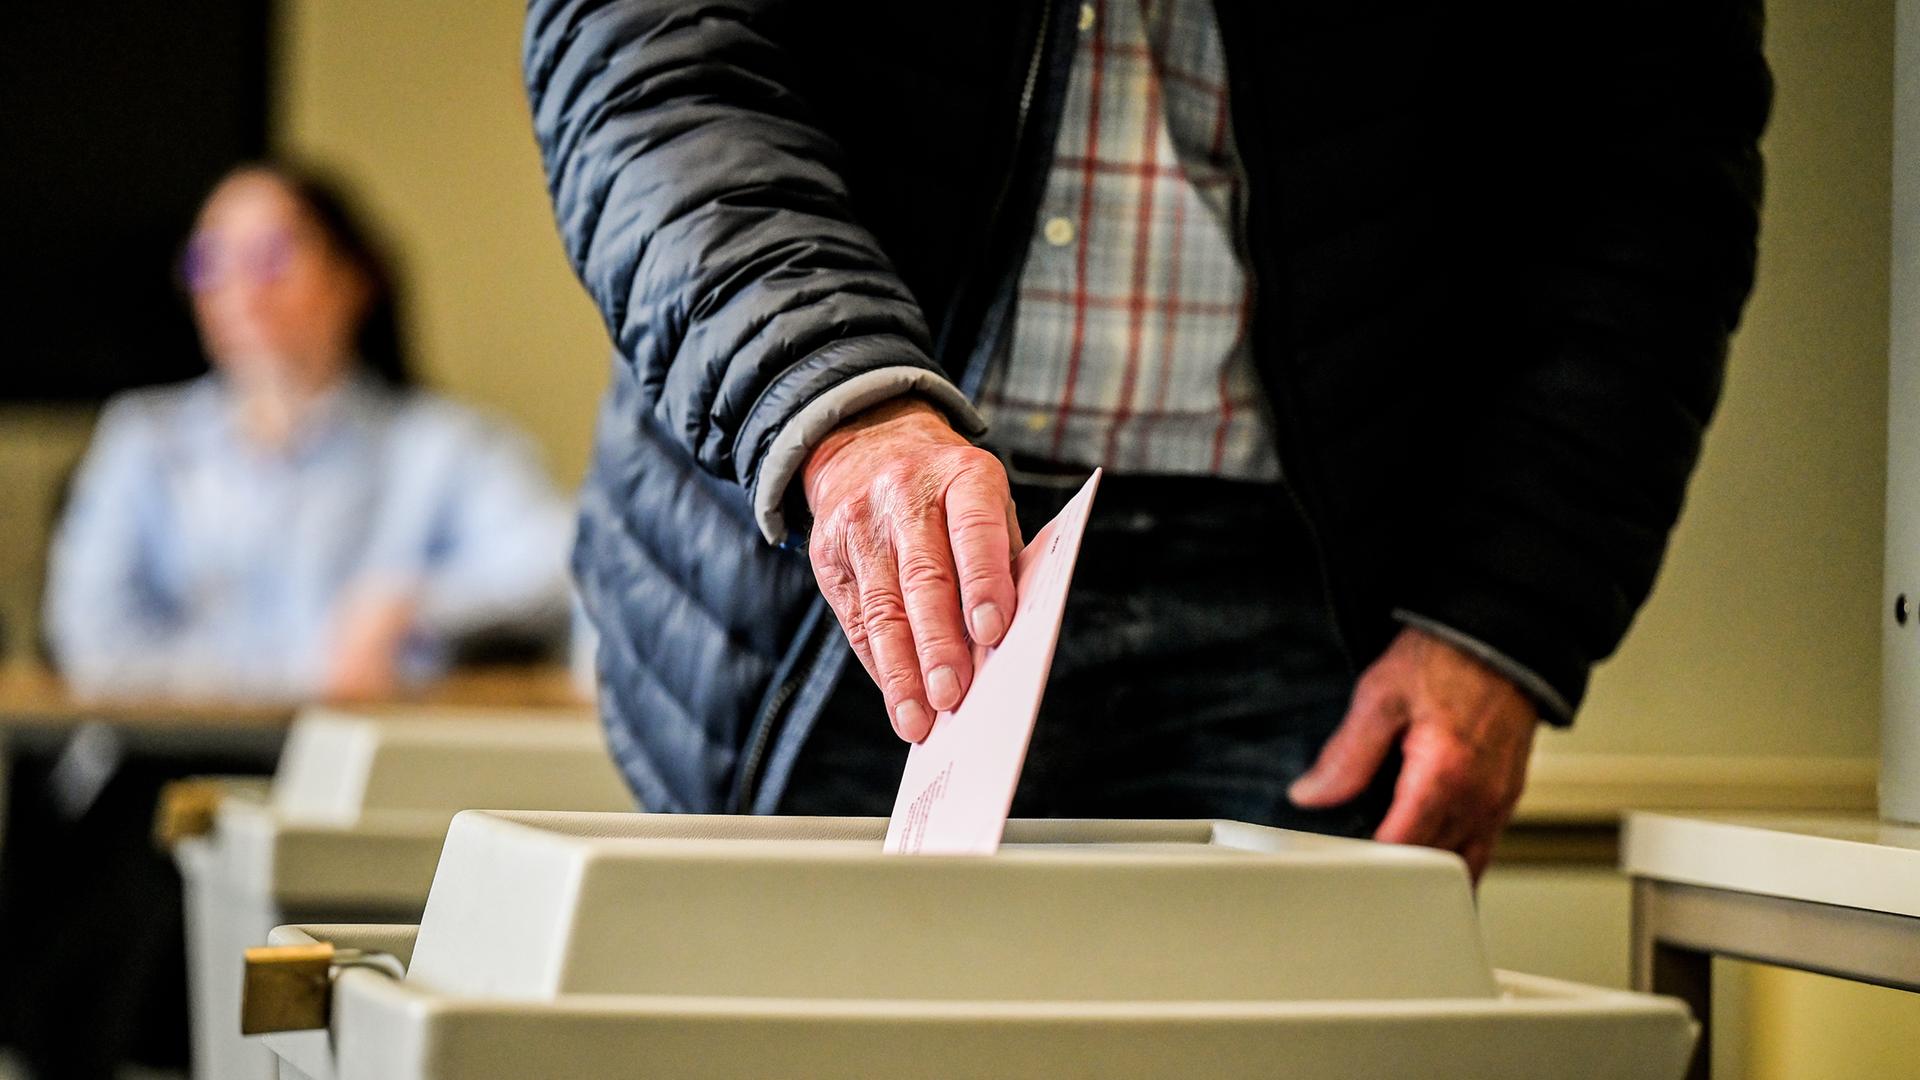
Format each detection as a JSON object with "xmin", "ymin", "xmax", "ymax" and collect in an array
[
  {"xmin": 406, "ymin": 811, "xmax": 1498, "ymax": 1005},
  {"xmin": 268, "ymin": 707, "xmax": 635, "ymax": 822}
]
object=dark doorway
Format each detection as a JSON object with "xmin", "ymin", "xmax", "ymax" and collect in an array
[{"xmin": 0, "ymin": 1, "xmax": 275, "ymax": 401}]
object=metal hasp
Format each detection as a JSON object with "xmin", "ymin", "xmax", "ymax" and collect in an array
[
  {"xmin": 154, "ymin": 778, "xmax": 224, "ymax": 849},
  {"xmin": 241, "ymin": 944, "xmax": 336, "ymax": 1035},
  {"xmin": 241, "ymin": 943, "xmax": 405, "ymax": 1034}
]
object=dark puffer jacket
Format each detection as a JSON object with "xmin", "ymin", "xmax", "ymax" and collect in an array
[{"xmin": 525, "ymin": 0, "xmax": 1771, "ymax": 813}]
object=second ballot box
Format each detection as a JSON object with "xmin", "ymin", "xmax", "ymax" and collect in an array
[{"xmin": 168, "ymin": 706, "xmax": 636, "ymax": 1080}]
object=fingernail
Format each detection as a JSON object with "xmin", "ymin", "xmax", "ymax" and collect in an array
[
  {"xmin": 926, "ymin": 666, "xmax": 960, "ymax": 710},
  {"xmin": 971, "ymin": 603, "xmax": 1006, "ymax": 643},
  {"xmin": 1287, "ymin": 775, "xmax": 1323, "ymax": 804},
  {"xmin": 893, "ymin": 700, "xmax": 931, "ymax": 741}
]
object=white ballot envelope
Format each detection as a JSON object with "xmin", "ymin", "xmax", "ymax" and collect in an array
[{"xmin": 883, "ymin": 469, "xmax": 1102, "ymax": 855}]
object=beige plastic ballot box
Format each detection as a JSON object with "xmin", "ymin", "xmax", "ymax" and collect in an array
[
  {"xmin": 171, "ymin": 707, "xmax": 636, "ymax": 1080},
  {"xmin": 252, "ymin": 811, "xmax": 1697, "ymax": 1080}
]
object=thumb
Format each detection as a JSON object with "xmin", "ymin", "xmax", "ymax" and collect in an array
[{"xmin": 1289, "ymin": 689, "xmax": 1408, "ymax": 808}]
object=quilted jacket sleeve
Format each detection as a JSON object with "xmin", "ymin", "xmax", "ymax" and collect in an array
[
  {"xmin": 524, "ymin": 0, "xmax": 983, "ymax": 543},
  {"xmin": 1395, "ymin": 0, "xmax": 1772, "ymax": 715}
]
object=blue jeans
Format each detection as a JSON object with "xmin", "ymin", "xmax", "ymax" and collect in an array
[{"xmin": 779, "ymin": 465, "xmax": 1399, "ymax": 838}]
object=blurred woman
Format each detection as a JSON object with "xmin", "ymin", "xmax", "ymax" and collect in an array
[{"xmin": 43, "ymin": 163, "xmax": 575, "ymax": 700}]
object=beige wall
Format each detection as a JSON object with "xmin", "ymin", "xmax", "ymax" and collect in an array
[
  {"xmin": 0, "ymin": 408, "xmax": 96, "ymax": 662},
  {"xmin": 275, "ymin": 0, "xmax": 610, "ymax": 488},
  {"xmin": 1544, "ymin": 0, "xmax": 1894, "ymax": 760}
]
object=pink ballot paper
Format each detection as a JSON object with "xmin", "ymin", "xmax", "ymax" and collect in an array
[{"xmin": 884, "ymin": 469, "xmax": 1102, "ymax": 855}]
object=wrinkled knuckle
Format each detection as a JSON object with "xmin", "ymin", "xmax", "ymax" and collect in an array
[
  {"xmin": 878, "ymin": 663, "xmax": 922, "ymax": 699},
  {"xmin": 840, "ymin": 617, "xmax": 871, "ymax": 655},
  {"xmin": 808, "ymin": 554, "xmax": 837, "ymax": 588},
  {"xmin": 819, "ymin": 579, "xmax": 858, "ymax": 617},
  {"xmin": 947, "ymin": 501, "xmax": 1010, "ymax": 540},
  {"xmin": 809, "ymin": 541, "xmax": 852, "ymax": 586},
  {"xmin": 858, "ymin": 586, "xmax": 909, "ymax": 630},
  {"xmin": 955, "ymin": 564, "xmax": 1009, "ymax": 603},
  {"xmin": 896, "ymin": 551, "xmax": 955, "ymax": 594},
  {"xmin": 913, "ymin": 624, "xmax": 969, "ymax": 660}
]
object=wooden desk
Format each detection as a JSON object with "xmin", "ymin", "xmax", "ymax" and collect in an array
[
  {"xmin": 0, "ymin": 663, "xmax": 591, "ymax": 755},
  {"xmin": 0, "ymin": 665, "xmax": 294, "ymax": 735},
  {"xmin": 1622, "ymin": 812, "xmax": 1920, "ymax": 1080},
  {"xmin": 0, "ymin": 662, "xmax": 595, "ymax": 853},
  {"xmin": 0, "ymin": 663, "xmax": 587, "ymax": 726}
]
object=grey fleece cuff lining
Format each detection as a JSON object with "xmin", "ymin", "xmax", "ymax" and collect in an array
[
  {"xmin": 1390, "ymin": 608, "xmax": 1575, "ymax": 723},
  {"xmin": 752, "ymin": 366, "xmax": 987, "ymax": 544}
]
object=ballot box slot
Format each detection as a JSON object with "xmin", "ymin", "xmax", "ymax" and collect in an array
[{"xmin": 399, "ymin": 811, "xmax": 1499, "ymax": 1005}]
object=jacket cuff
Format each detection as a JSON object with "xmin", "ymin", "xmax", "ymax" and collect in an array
[
  {"xmin": 750, "ymin": 365, "xmax": 985, "ymax": 544},
  {"xmin": 1391, "ymin": 609, "xmax": 1575, "ymax": 724}
]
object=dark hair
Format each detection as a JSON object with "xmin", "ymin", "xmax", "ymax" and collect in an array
[{"xmin": 193, "ymin": 161, "xmax": 416, "ymax": 388}]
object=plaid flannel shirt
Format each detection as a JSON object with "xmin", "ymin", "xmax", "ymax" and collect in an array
[{"xmin": 979, "ymin": 0, "xmax": 1279, "ymax": 479}]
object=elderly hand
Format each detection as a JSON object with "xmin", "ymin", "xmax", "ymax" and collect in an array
[
  {"xmin": 1289, "ymin": 626, "xmax": 1538, "ymax": 880},
  {"xmin": 802, "ymin": 398, "xmax": 1023, "ymax": 741}
]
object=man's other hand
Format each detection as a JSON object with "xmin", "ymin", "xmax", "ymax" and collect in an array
[
  {"xmin": 1288, "ymin": 626, "xmax": 1538, "ymax": 880},
  {"xmin": 802, "ymin": 398, "xmax": 1023, "ymax": 741}
]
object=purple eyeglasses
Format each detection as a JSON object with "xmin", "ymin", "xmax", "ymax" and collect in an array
[{"xmin": 179, "ymin": 227, "xmax": 300, "ymax": 293}]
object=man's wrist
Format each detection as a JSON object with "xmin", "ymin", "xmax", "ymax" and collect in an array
[
  {"xmin": 1391, "ymin": 609, "xmax": 1571, "ymax": 723},
  {"xmin": 749, "ymin": 366, "xmax": 985, "ymax": 545},
  {"xmin": 803, "ymin": 397, "xmax": 965, "ymax": 510}
]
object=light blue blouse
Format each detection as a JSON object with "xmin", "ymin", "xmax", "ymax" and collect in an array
[{"xmin": 44, "ymin": 373, "xmax": 576, "ymax": 700}]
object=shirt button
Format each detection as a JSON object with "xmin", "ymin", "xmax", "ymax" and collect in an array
[
  {"xmin": 1079, "ymin": 3, "xmax": 1097, "ymax": 32},
  {"xmin": 1027, "ymin": 412, "xmax": 1051, "ymax": 432},
  {"xmin": 1043, "ymin": 216, "xmax": 1075, "ymax": 247}
]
